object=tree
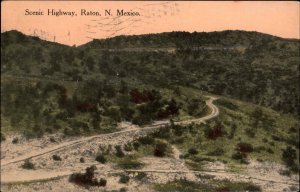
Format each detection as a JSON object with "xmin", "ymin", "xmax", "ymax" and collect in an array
[
  {"xmin": 154, "ymin": 140, "xmax": 169, "ymax": 157},
  {"xmin": 69, "ymin": 165, "xmax": 107, "ymax": 186},
  {"xmin": 282, "ymin": 146, "xmax": 297, "ymax": 165}
]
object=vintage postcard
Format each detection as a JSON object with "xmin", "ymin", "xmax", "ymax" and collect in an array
[{"xmin": 1, "ymin": 1, "xmax": 299, "ymax": 191}]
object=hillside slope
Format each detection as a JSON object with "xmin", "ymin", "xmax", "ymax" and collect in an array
[{"xmin": 1, "ymin": 30, "xmax": 299, "ymax": 116}]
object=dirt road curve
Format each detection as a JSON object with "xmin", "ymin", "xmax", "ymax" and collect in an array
[{"xmin": 1, "ymin": 97, "xmax": 218, "ymax": 168}]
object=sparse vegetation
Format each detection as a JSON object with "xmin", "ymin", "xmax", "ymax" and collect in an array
[
  {"xmin": 115, "ymin": 145, "xmax": 125, "ymax": 158},
  {"xmin": 153, "ymin": 139, "xmax": 172, "ymax": 157},
  {"xmin": 80, "ymin": 157, "xmax": 85, "ymax": 163},
  {"xmin": 52, "ymin": 154, "xmax": 62, "ymax": 161},
  {"xmin": 119, "ymin": 174, "xmax": 130, "ymax": 184},
  {"xmin": 21, "ymin": 159, "xmax": 35, "ymax": 169},
  {"xmin": 69, "ymin": 165, "xmax": 107, "ymax": 187},
  {"xmin": 12, "ymin": 137, "xmax": 19, "ymax": 144},
  {"xmin": 0, "ymin": 30, "xmax": 299, "ymax": 191},
  {"xmin": 95, "ymin": 153, "xmax": 107, "ymax": 164}
]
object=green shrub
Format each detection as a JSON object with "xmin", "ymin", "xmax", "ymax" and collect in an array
[
  {"xmin": 21, "ymin": 159, "xmax": 35, "ymax": 169},
  {"xmin": 80, "ymin": 157, "xmax": 85, "ymax": 163},
  {"xmin": 235, "ymin": 142, "xmax": 253, "ymax": 153},
  {"xmin": 266, "ymin": 148, "xmax": 274, "ymax": 154},
  {"xmin": 135, "ymin": 172, "xmax": 147, "ymax": 181},
  {"xmin": 12, "ymin": 137, "xmax": 19, "ymax": 144},
  {"xmin": 119, "ymin": 174, "xmax": 130, "ymax": 183},
  {"xmin": 124, "ymin": 143, "xmax": 133, "ymax": 151},
  {"xmin": 188, "ymin": 148, "xmax": 198, "ymax": 155},
  {"xmin": 138, "ymin": 136, "xmax": 154, "ymax": 145},
  {"xmin": 69, "ymin": 165, "xmax": 107, "ymax": 187},
  {"xmin": 49, "ymin": 137, "xmax": 56, "ymax": 143},
  {"xmin": 133, "ymin": 141, "xmax": 140, "ymax": 150},
  {"xmin": 95, "ymin": 154, "xmax": 107, "ymax": 164},
  {"xmin": 52, "ymin": 154, "xmax": 62, "ymax": 161},
  {"xmin": 115, "ymin": 145, "xmax": 125, "ymax": 158},
  {"xmin": 120, "ymin": 187, "xmax": 127, "ymax": 192},
  {"xmin": 282, "ymin": 146, "xmax": 297, "ymax": 166},
  {"xmin": 232, "ymin": 152, "xmax": 246, "ymax": 160},
  {"xmin": 154, "ymin": 140, "xmax": 169, "ymax": 157},
  {"xmin": 99, "ymin": 178, "xmax": 107, "ymax": 187}
]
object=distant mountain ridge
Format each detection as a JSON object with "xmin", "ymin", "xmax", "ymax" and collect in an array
[{"xmin": 2, "ymin": 29, "xmax": 299, "ymax": 48}]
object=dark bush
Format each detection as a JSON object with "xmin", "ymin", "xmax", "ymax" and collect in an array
[
  {"xmin": 135, "ymin": 172, "xmax": 147, "ymax": 181},
  {"xmin": 119, "ymin": 174, "xmax": 130, "ymax": 183},
  {"xmin": 49, "ymin": 137, "xmax": 56, "ymax": 143},
  {"xmin": 12, "ymin": 137, "xmax": 19, "ymax": 144},
  {"xmin": 133, "ymin": 141, "xmax": 140, "ymax": 150},
  {"xmin": 235, "ymin": 142, "xmax": 253, "ymax": 153},
  {"xmin": 80, "ymin": 157, "xmax": 85, "ymax": 163},
  {"xmin": 21, "ymin": 159, "xmax": 35, "ymax": 169},
  {"xmin": 288, "ymin": 127, "xmax": 297, "ymax": 133},
  {"xmin": 244, "ymin": 184, "xmax": 262, "ymax": 191},
  {"xmin": 154, "ymin": 140, "xmax": 169, "ymax": 157},
  {"xmin": 138, "ymin": 136, "xmax": 154, "ymax": 145},
  {"xmin": 272, "ymin": 135, "xmax": 282, "ymax": 141},
  {"xmin": 69, "ymin": 165, "xmax": 106, "ymax": 187},
  {"xmin": 232, "ymin": 152, "xmax": 247, "ymax": 160},
  {"xmin": 115, "ymin": 145, "xmax": 125, "ymax": 158},
  {"xmin": 153, "ymin": 126, "xmax": 171, "ymax": 139},
  {"xmin": 95, "ymin": 154, "xmax": 107, "ymax": 164},
  {"xmin": 205, "ymin": 122, "xmax": 225, "ymax": 140},
  {"xmin": 124, "ymin": 143, "xmax": 133, "ymax": 151},
  {"xmin": 282, "ymin": 146, "xmax": 297, "ymax": 165},
  {"xmin": 285, "ymin": 135, "xmax": 300, "ymax": 149},
  {"xmin": 188, "ymin": 147, "xmax": 198, "ymax": 155},
  {"xmin": 120, "ymin": 187, "xmax": 127, "ymax": 192},
  {"xmin": 52, "ymin": 154, "xmax": 62, "ymax": 161},
  {"xmin": 266, "ymin": 148, "xmax": 274, "ymax": 154},
  {"xmin": 99, "ymin": 178, "xmax": 107, "ymax": 187},
  {"xmin": 172, "ymin": 125, "xmax": 183, "ymax": 136}
]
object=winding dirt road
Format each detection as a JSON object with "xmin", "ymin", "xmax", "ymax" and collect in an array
[{"xmin": 1, "ymin": 96, "xmax": 219, "ymax": 183}]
